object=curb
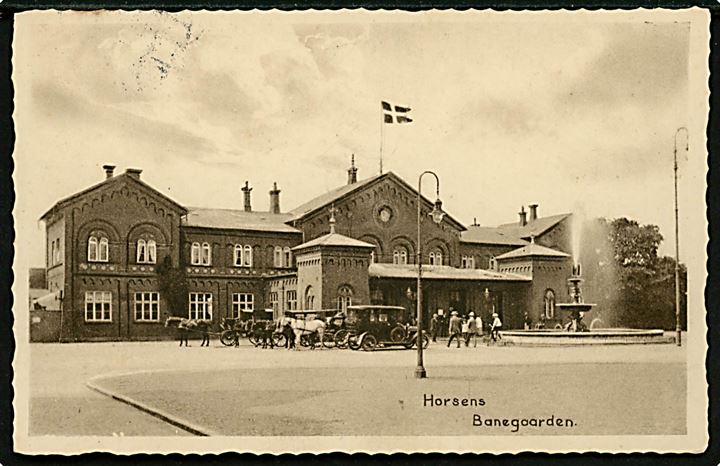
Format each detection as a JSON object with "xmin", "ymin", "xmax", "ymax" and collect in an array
[{"xmin": 86, "ymin": 377, "xmax": 216, "ymax": 437}]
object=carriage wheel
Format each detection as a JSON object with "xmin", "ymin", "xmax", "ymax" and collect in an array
[
  {"xmin": 334, "ymin": 330, "xmax": 349, "ymax": 349},
  {"xmin": 361, "ymin": 334, "xmax": 377, "ymax": 351},
  {"xmin": 249, "ymin": 334, "xmax": 261, "ymax": 347},
  {"xmin": 220, "ymin": 330, "xmax": 236, "ymax": 347},
  {"xmin": 273, "ymin": 333, "xmax": 287, "ymax": 348}
]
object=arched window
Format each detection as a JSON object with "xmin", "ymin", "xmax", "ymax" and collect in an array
[
  {"xmin": 234, "ymin": 245, "xmax": 243, "ymax": 267},
  {"xmin": 283, "ymin": 247, "xmax": 292, "ymax": 268},
  {"xmin": 98, "ymin": 237, "xmax": 109, "ymax": 262},
  {"xmin": 201, "ymin": 242, "xmax": 211, "ymax": 266},
  {"xmin": 393, "ymin": 247, "xmax": 408, "ymax": 265},
  {"xmin": 337, "ymin": 285, "xmax": 353, "ymax": 312},
  {"xmin": 191, "ymin": 242, "xmax": 201, "ymax": 265},
  {"xmin": 274, "ymin": 246, "xmax": 283, "ymax": 268},
  {"xmin": 429, "ymin": 250, "xmax": 442, "ymax": 266},
  {"xmin": 244, "ymin": 245, "xmax": 252, "ymax": 267},
  {"xmin": 305, "ymin": 285, "xmax": 315, "ymax": 310},
  {"xmin": 489, "ymin": 256, "xmax": 497, "ymax": 271},
  {"xmin": 544, "ymin": 289, "xmax": 556, "ymax": 319},
  {"xmin": 147, "ymin": 239, "xmax": 156, "ymax": 264},
  {"xmin": 87, "ymin": 236, "xmax": 98, "ymax": 262},
  {"xmin": 136, "ymin": 239, "xmax": 147, "ymax": 263}
]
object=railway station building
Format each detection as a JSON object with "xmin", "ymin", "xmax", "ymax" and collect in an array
[{"xmin": 32, "ymin": 159, "xmax": 575, "ymax": 341}]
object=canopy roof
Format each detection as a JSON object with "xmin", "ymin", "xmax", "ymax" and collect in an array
[{"xmin": 368, "ymin": 263, "xmax": 530, "ymax": 282}]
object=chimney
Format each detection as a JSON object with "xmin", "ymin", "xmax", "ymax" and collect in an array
[
  {"xmin": 125, "ymin": 168, "xmax": 142, "ymax": 180},
  {"xmin": 269, "ymin": 182, "xmax": 281, "ymax": 214},
  {"xmin": 347, "ymin": 154, "xmax": 358, "ymax": 185},
  {"xmin": 518, "ymin": 206, "xmax": 527, "ymax": 226},
  {"xmin": 102, "ymin": 165, "xmax": 116, "ymax": 179},
  {"xmin": 241, "ymin": 181, "xmax": 253, "ymax": 212},
  {"xmin": 528, "ymin": 203, "xmax": 538, "ymax": 222}
]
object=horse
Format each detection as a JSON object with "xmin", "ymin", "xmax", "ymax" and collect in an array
[
  {"xmin": 251, "ymin": 320, "xmax": 276, "ymax": 349},
  {"xmin": 277, "ymin": 316, "xmax": 326, "ymax": 350},
  {"xmin": 165, "ymin": 316, "xmax": 213, "ymax": 347}
]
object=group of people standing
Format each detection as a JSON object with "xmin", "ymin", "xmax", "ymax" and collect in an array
[{"xmin": 429, "ymin": 308, "xmax": 503, "ymax": 348}]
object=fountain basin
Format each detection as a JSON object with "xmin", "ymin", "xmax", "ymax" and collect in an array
[{"xmin": 499, "ymin": 328, "xmax": 674, "ymax": 346}]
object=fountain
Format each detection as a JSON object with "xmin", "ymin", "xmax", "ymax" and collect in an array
[
  {"xmin": 500, "ymin": 262, "xmax": 674, "ymax": 346},
  {"xmin": 555, "ymin": 264, "xmax": 595, "ymax": 332}
]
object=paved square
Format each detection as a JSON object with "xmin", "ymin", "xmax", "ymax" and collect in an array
[{"xmin": 27, "ymin": 339, "xmax": 687, "ymax": 437}]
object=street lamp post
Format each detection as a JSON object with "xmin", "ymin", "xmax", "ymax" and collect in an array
[
  {"xmin": 674, "ymin": 127, "xmax": 688, "ymax": 347},
  {"xmin": 416, "ymin": 171, "xmax": 445, "ymax": 379}
]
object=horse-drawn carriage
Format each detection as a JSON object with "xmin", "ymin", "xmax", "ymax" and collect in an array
[
  {"xmin": 219, "ymin": 310, "xmax": 278, "ymax": 347},
  {"xmin": 278, "ymin": 309, "xmax": 338, "ymax": 348},
  {"xmin": 342, "ymin": 305, "xmax": 429, "ymax": 351}
]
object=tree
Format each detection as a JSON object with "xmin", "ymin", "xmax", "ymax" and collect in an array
[
  {"xmin": 157, "ymin": 256, "xmax": 188, "ymax": 317},
  {"xmin": 580, "ymin": 217, "xmax": 687, "ymax": 329}
]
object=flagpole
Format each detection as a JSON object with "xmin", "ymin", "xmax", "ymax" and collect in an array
[{"xmin": 379, "ymin": 101, "xmax": 384, "ymax": 175}]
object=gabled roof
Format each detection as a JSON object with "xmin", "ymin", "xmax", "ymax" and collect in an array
[
  {"xmin": 292, "ymin": 232, "xmax": 375, "ymax": 251},
  {"xmin": 288, "ymin": 173, "xmax": 384, "ymax": 221},
  {"xmin": 40, "ymin": 172, "xmax": 187, "ymax": 221},
  {"xmin": 183, "ymin": 207, "xmax": 301, "ymax": 234},
  {"xmin": 495, "ymin": 242, "xmax": 571, "ymax": 261},
  {"xmin": 496, "ymin": 213, "xmax": 571, "ymax": 240},
  {"xmin": 368, "ymin": 263, "xmax": 531, "ymax": 282},
  {"xmin": 460, "ymin": 226, "xmax": 529, "ymax": 246},
  {"xmin": 287, "ymin": 171, "xmax": 467, "ymax": 232}
]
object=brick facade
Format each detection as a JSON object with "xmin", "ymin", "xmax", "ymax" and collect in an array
[{"xmin": 36, "ymin": 165, "xmax": 575, "ymax": 341}]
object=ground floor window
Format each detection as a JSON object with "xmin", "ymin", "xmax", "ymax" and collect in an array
[
  {"xmin": 85, "ymin": 291, "xmax": 112, "ymax": 322},
  {"xmin": 232, "ymin": 293, "xmax": 254, "ymax": 318},
  {"xmin": 134, "ymin": 292, "xmax": 159, "ymax": 321},
  {"xmin": 269, "ymin": 292, "xmax": 279, "ymax": 312},
  {"xmin": 189, "ymin": 292, "xmax": 213, "ymax": 320}
]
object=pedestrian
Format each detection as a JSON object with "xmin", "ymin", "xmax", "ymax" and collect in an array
[
  {"xmin": 475, "ymin": 313, "xmax": 483, "ymax": 338},
  {"xmin": 490, "ymin": 312, "xmax": 502, "ymax": 343},
  {"xmin": 461, "ymin": 315, "xmax": 469, "ymax": 344},
  {"xmin": 447, "ymin": 310, "xmax": 462, "ymax": 348},
  {"xmin": 523, "ymin": 312, "xmax": 532, "ymax": 330},
  {"xmin": 465, "ymin": 311, "xmax": 478, "ymax": 347},
  {"xmin": 430, "ymin": 313, "xmax": 439, "ymax": 342},
  {"xmin": 178, "ymin": 318, "xmax": 190, "ymax": 347}
]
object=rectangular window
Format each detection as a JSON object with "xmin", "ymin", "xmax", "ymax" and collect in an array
[
  {"xmin": 286, "ymin": 290, "xmax": 297, "ymax": 310},
  {"xmin": 232, "ymin": 293, "xmax": 254, "ymax": 318},
  {"xmin": 269, "ymin": 292, "xmax": 279, "ymax": 312},
  {"xmin": 85, "ymin": 291, "xmax": 112, "ymax": 322},
  {"xmin": 134, "ymin": 292, "xmax": 160, "ymax": 321},
  {"xmin": 188, "ymin": 292, "xmax": 213, "ymax": 320}
]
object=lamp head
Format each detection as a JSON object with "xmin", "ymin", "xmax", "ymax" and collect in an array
[{"xmin": 430, "ymin": 199, "xmax": 445, "ymax": 224}]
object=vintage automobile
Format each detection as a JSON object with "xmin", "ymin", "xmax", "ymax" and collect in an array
[{"xmin": 343, "ymin": 305, "xmax": 429, "ymax": 351}]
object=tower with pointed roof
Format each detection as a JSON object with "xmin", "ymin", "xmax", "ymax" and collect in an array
[{"xmin": 292, "ymin": 206, "xmax": 375, "ymax": 311}]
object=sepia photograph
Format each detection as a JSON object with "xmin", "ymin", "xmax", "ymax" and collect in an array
[{"xmin": 10, "ymin": 8, "xmax": 710, "ymax": 454}]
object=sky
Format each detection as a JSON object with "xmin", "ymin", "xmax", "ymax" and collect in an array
[{"xmin": 12, "ymin": 10, "xmax": 706, "ymax": 268}]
